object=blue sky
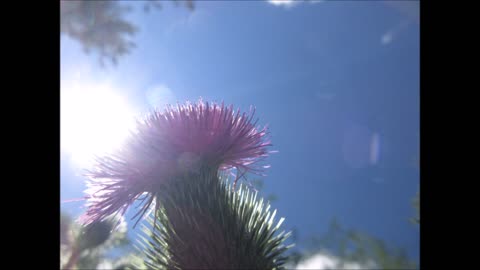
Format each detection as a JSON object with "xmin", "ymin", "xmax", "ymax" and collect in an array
[{"xmin": 61, "ymin": 0, "xmax": 419, "ymax": 264}]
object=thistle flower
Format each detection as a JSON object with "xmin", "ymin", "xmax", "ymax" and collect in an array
[{"xmin": 80, "ymin": 100, "xmax": 272, "ymax": 226}]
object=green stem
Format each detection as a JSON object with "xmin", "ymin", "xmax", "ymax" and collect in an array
[{"xmin": 142, "ymin": 169, "xmax": 291, "ymax": 269}]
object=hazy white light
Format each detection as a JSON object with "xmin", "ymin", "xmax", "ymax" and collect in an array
[
  {"xmin": 370, "ymin": 133, "xmax": 381, "ymax": 165},
  {"xmin": 96, "ymin": 261, "xmax": 113, "ymax": 270},
  {"xmin": 381, "ymin": 18, "xmax": 412, "ymax": 46},
  {"xmin": 381, "ymin": 31, "xmax": 394, "ymax": 45},
  {"xmin": 342, "ymin": 125, "xmax": 382, "ymax": 169},
  {"xmin": 61, "ymin": 82, "xmax": 136, "ymax": 167},
  {"xmin": 296, "ymin": 253, "xmax": 337, "ymax": 269},
  {"xmin": 146, "ymin": 84, "xmax": 176, "ymax": 109},
  {"xmin": 295, "ymin": 252, "xmax": 377, "ymax": 269},
  {"xmin": 342, "ymin": 124, "xmax": 371, "ymax": 169},
  {"xmin": 267, "ymin": 0, "xmax": 298, "ymax": 7},
  {"xmin": 267, "ymin": 0, "xmax": 325, "ymax": 8}
]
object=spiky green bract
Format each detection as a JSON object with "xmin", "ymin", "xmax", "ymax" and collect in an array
[{"xmin": 136, "ymin": 169, "xmax": 292, "ymax": 269}]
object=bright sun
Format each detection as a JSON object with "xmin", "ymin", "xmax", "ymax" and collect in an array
[{"xmin": 61, "ymin": 82, "xmax": 137, "ymax": 167}]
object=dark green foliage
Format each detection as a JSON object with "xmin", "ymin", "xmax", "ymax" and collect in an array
[
  {"xmin": 144, "ymin": 0, "xmax": 195, "ymax": 13},
  {"xmin": 302, "ymin": 219, "xmax": 417, "ymax": 269},
  {"xmin": 77, "ymin": 219, "xmax": 114, "ymax": 250},
  {"xmin": 61, "ymin": 212, "xmax": 74, "ymax": 246},
  {"xmin": 60, "ymin": 0, "xmax": 195, "ymax": 67},
  {"xmin": 60, "ymin": 1, "xmax": 138, "ymax": 66},
  {"xmin": 250, "ymin": 178, "xmax": 278, "ymax": 203},
  {"xmin": 410, "ymin": 192, "xmax": 420, "ymax": 225},
  {"xmin": 137, "ymin": 170, "xmax": 292, "ymax": 269},
  {"xmin": 60, "ymin": 212, "xmax": 132, "ymax": 269},
  {"xmin": 266, "ymin": 194, "xmax": 278, "ymax": 203}
]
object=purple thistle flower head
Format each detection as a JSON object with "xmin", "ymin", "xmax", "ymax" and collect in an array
[{"xmin": 80, "ymin": 100, "xmax": 272, "ymax": 226}]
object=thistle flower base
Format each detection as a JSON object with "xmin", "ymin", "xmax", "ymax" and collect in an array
[{"xmin": 139, "ymin": 170, "xmax": 291, "ymax": 269}]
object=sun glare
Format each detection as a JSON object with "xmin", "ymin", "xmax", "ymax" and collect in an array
[{"xmin": 61, "ymin": 82, "xmax": 137, "ymax": 168}]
